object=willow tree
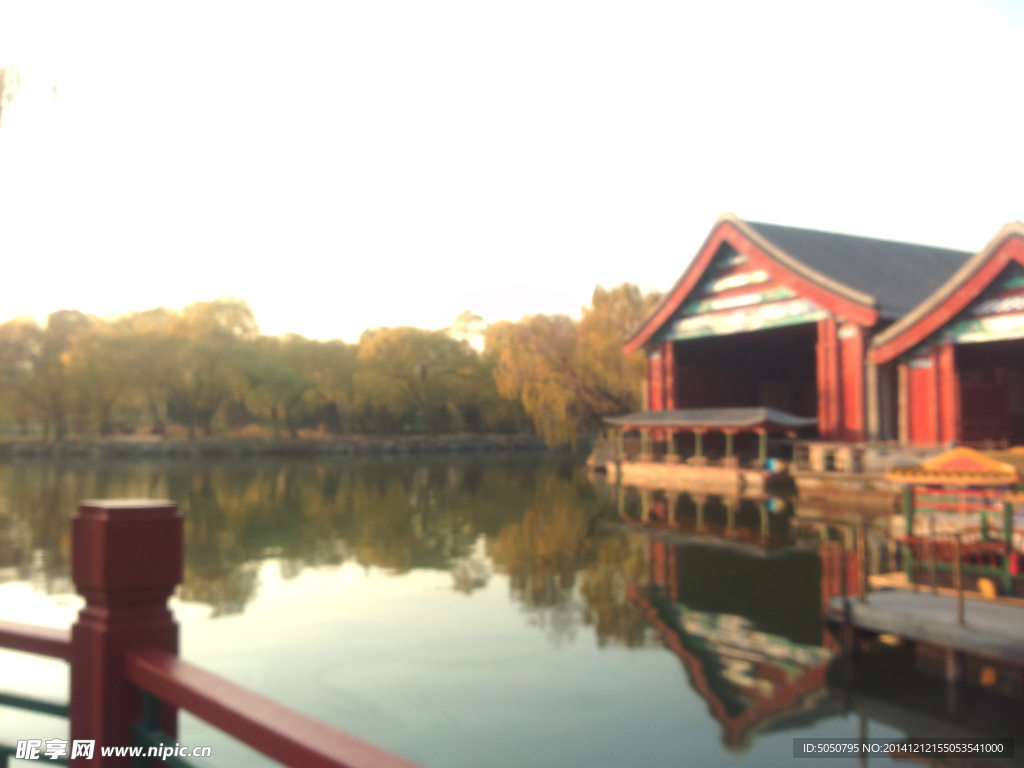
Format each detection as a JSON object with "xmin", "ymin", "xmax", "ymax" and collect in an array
[{"xmin": 488, "ymin": 283, "xmax": 659, "ymax": 447}]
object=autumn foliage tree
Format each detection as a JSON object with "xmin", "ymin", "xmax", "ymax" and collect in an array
[
  {"xmin": 0, "ymin": 283, "xmax": 654, "ymax": 444},
  {"xmin": 487, "ymin": 283, "xmax": 659, "ymax": 446}
]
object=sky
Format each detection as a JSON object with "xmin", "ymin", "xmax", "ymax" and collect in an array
[{"xmin": 1, "ymin": 1, "xmax": 1023, "ymax": 342}]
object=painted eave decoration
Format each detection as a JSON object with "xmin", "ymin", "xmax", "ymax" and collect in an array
[
  {"xmin": 622, "ymin": 214, "xmax": 880, "ymax": 355},
  {"xmin": 884, "ymin": 446, "xmax": 1023, "ymax": 487},
  {"xmin": 870, "ymin": 222, "xmax": 1024, "ymax": 365}
]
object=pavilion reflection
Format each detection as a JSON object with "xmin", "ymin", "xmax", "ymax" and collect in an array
[
  {"xmin": 613, "ymin": 482, "xmax": 805, "ymax": 553},
  {"xmin": 631, "ymin": 582, "xmax": 838, "ymax": 750},
  {"xmin": 612, "ymin": 483, "xmax": 844, "ymax": 751}
]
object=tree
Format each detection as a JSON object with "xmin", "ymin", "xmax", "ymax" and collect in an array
[
  {"xmin": 487, "ymin": 283, "xmax": 659, "ymax": 447},
  {"xmin": 238, "ymin": 336, "xmax": 314, "ymax": 438},
  {"xmin": 0, "ymin": 317, "xmax": 44, "ymax": 434},
  {"xmin": 110, "ymin": 308, "xmax": 180, "ymax": 434},
  {"xmin": 167, "ymin": 299, "xmax": 258, "ymax": 438},
  {"xmin": 354, "ymin": 327, "xmax": 491, "ymax": 433}
]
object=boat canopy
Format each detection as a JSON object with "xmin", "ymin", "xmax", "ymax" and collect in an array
[
  {"xmin": 603, "ymin": 407, "xmax": 818, "ymax": 431},
  {"xmin": 885, "ymin": 446, "xmax": 1023, "ymax": 487}
]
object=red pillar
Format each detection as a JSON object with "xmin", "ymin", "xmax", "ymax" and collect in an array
[
  {"xmin": 70, "ymin": 501, "xmax": 182, "ymax": 766},
  {"xmin": 666, "ymin": 544, "xmax": 678, "ymax": 602},
  {"xmin": 925, "ymin": 346, "xmax": 941, "ymax": 444},
  {"xmin": 838, "ymin": 323, "xmax": 865, "ymax": 441},
  {"xmin": 898, "ymin": 361, "xmax": 909, "ymax": 445},
  {"xmin": 816, "ymin": 318, "xmax": 842, "ymax": 440},
  {"xmin": 662, "ymin": 341, "xmax": 675, "ymax": 410},
  {"xmin": 650, "ymin": 541, "xmax": 667, "ymax": 587},
  {"xmin": 907, "ymin": 351, "xmax": 939, "ymax": 445},
  {"xmin": 937, "ymin": 343, "xmax": 960, "ymax": 445},
  {"xmin": 647, "ymin": 352, "xmax": 664, "ymax": 411}
]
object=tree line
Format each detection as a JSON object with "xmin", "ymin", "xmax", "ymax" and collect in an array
[{"xmin": 0, "ymin": 284, "xmax": 659, "ymax": 446}]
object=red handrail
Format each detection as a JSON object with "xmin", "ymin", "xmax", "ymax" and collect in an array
[
  {"xmin": 0, "ymin": 620, "xmax": 71, "ymax": 661},
  {"xmin": 125, "ymin": 649, "xmax": 423, "ymax": 768}
]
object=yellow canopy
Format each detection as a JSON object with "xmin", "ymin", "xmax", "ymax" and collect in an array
[{"xmin": 885, "ymin": 446, "xmax": 1022, "ymax": 487}]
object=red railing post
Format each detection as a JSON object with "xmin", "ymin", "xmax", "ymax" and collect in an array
[{"xmin": 70, "ymin": 500, "xmax": 182, "ymax": 766}]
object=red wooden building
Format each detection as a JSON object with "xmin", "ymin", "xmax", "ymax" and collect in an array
[
  {"xmin": 869, "ymin": 222, "xmax": 1024, "ymax": 447},
  {"xmin": 624, "ymin": 214, "xmax": 974, "ymax": 445}
]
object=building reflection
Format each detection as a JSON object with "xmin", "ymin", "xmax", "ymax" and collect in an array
[
  {"xmin": 631, "ymin": 582, "xmax": 838, "ymax": 750},
  {"xmin": 12, "ymin": 456, "xmax": 1019, "ymax": 761},
  {"xmin": 611, "ymin": 478, "xmax": 850, "ymax": 750}
]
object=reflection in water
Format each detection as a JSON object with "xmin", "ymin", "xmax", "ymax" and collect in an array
[
  {"xmin": 451, "ymin": 534, "xmax": 492, "ymax": 594},
  {"xmin": 491, "ymin": 472, "xmax": 649, "ymax": 645},
  {"xmin": 5, "ymin": 457, "xmax": 1021, "ymax": 766},
  {"xmin": 0, "ymin": 459, "xmax": 648, "ymax": 638},
  {"xmin": 631, "ymin": 583, "xmax": 837, "ymax": 750}
]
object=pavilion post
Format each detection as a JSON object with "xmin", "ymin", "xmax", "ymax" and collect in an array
[
  {"xmin": 695, "ymin": 494, "xmax": 706, "ymax": 532},
  {"xmin": 665, "ymin": 429, "xmax": 679, "ymax": 463},
  {"xmin": 666, "ymin": 493, "xmax": 678, "ymax": 526},
  {"xmin": 760, "ymin": 502, "xmax": 769, "ymax": 541},
  {"xmin": 981, "ymin": 512, "xmax": 989, "ymax": 542},
  {"xmin": 929, "ymin": 514, "xmax": 937, "ymax": 594},
  {"xmin": 756, "ymin": 429, "xmax": 767, "ymax": 465},
  {"xmin": 616, "ymin": 427, "xmax": 625, "ymax": 463},
  {"xmin": 641, "ymin": 490, "xmax": 651, "ymax": 522},
  {"xmin": 954, "ymin": 534, "xmax": 965, "ymax": 626},
  {"xmin": 903, "ymin": 486, "xmax": 915, "ymax": 584},
  {"xmin": 70, "ymin": 501, "xmax": 182, "ymax": 765},
  {"xmin": 858, "ymin": 518, "xmax": 869, "ymax": 602},
  {"xmin": 1003, "ymin": 500, "xmax": 1014, "ymax": 595},
  {"xmin": 639, "ymin": 428, "xmax": 652, "ymax": 462},
  {"xmin": 723, "ymin": 430, "xmax": 736, "ymax": 467},
  {"xmin": 693, "ymin": 429, "xmax": 705, "ymax": 465}
]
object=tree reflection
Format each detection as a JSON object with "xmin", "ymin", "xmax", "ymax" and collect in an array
[
  {"xmin": 0, "ymin": 457, "xmax": 656, "ymax": 649},
  {"xmin": 490, "ymin": 468, "xmax": 651, "ymax": 646}
]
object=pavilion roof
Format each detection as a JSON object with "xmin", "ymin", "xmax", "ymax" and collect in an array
[
  {"xmin": 745, "ymin": 221, "xmax": 972, "ymax": 317},
  {"xmin": 603, "ymin": 407, "xmax": 818, "ymax": 430},
  {"xmin": 869, "ymin": 222, "xmax": 1024, "ymax": 364},
  {"xmin": 624, "ymin": 214, "xmax": 973, "ymax": 354},
  {"xmin": 885, "ymin": 446, "xmax": 1023, "ymax": 487}
]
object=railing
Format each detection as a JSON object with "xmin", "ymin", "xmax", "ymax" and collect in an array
[
  {"xmin": 0, "ymin": 621, "xmax": 71, "ymax": 766},
  {"xmin": 903, "ymin": 532, "xmax": 1019, "ymax": 597},
  {"xmin": 126, "ymin": 650, "xmax": 420, "ymax": 768},
  {"xmin": 0, "ymin": 500, "xmax": 424, "ymax": 768}
]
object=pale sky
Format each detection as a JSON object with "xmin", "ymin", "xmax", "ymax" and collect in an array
[{"xmin": 1, "ymin": 1, "xmax": 1023, "ymax": 341}]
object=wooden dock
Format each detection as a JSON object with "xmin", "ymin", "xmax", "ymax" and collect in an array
[
  {"xmin": 607, "ymin": 460, "xmax": 773, "ymax": 495},
  {"xmin": 827, "ymin": 590, "xmax": 1024, "ymax": 666}
]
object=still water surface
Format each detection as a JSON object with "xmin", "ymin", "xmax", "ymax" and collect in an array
[{"xmin": 0, "ymin": 457, "xmax": 1019, "ymax": 767}]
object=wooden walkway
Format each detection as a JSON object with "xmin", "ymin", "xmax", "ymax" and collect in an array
[{"xmin": 827, "ymin": 590, "xmax": 1024, "ymax": 665}]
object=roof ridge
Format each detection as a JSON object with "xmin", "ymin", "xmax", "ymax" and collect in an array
[
  {"xmin": 728, "ymin": 216, "xmax": 876, "ymax": 308},
  {"xmin": 869, "ymin": 220, "xmax": 1024, "ymax": 353},
  {"xmin": 745, "ymin": 220, "xmax": 973, "ymax": 255}
]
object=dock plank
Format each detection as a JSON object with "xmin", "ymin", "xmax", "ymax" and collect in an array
[{"xmin": 827, "ymin": 590, "xmax": 1024, "ymax": 665}]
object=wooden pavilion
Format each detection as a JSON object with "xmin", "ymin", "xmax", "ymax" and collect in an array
[
  {"xmin": 623, "ymin": 214, "xmax": 975, "ymax": 446},
  {"xmin": 604, "ymin": 407, "xmax": 817, "ymax": 493},
  {"xmin": 869, "ymin": 223, "xmax": 1024, "ymax": 447}
]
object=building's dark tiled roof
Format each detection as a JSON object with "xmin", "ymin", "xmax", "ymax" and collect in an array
[
  {"xmin": 603, "ymin": 407, "xmax": 817, "ymax": 430},
  {"xmin": 746, "ymin": 222, "xmax": 973, "ymax": 316}
]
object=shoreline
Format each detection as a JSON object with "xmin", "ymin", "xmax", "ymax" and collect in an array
[{"xmin": 0, "ymin": 433, "xmax": 591, "ymax": 460}]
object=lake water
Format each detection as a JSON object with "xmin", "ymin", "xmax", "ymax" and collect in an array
[{"xmin": 0, "ymin": 457, "xmax": 1020, "ymax": 767}]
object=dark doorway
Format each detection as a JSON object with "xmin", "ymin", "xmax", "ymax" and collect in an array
[
  {"xmin": 671, "ymin": 323, "xmax": 819, "ymax": 418},
  {"xmin": 956, "ymin": 339, "xmax": 1024, "ymax": 446}
]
